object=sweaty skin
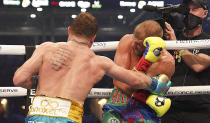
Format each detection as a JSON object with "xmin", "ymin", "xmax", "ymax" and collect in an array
[
  {"xmin": 114, "ymin": 34, "xmax": 175, "ymax": 95},
  {"xmin": 13, "ymin": 40, "xmax": 153, "ymax": 105}
]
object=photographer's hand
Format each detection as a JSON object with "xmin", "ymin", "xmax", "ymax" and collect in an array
[{"xmin": 164, "ymin": 22, "xmax": 177, "ymax": 40}]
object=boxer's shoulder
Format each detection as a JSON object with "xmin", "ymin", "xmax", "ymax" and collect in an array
[
  {"xmin": 120, "ymin": 34, "xmax": 133, "ymax": 42},
  {"xmin": 40, "ymin": 41, "xmax": 55, "ymax": 47},
  {"xmin": 118, "ymin": 34, "xmax": 133, "ymax": 49},
  {"xmin": 35, "ymin": 42, "xmax": 56, "ymax": 52}
]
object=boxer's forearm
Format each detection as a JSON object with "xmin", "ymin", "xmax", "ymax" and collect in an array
[
  {"xmin": 13, "ymin": 67, "xmax": 33, "ymax": 88},
  {"xmin": 16, "ymin": 78, "xmax": 33, "ymax": 89}
]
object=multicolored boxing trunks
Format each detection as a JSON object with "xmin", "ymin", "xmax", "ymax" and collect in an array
[
  {"xmin": 25, "ymin": 96, "xmax": 83, "ymax": 123},
  {"xmin": 102, "ymin": 89, "xmax": 160, "ymax": 123}
]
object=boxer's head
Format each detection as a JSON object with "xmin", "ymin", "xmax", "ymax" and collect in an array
[
  {"xmin": 133, "ymin": 20, "xmax": 163, "ymax": 57},
  {"xmin": 68, "ymin": 12, "xmax": 98, "ymax": 47}
]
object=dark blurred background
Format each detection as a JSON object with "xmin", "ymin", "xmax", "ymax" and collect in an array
[{"xmin": 0, "ymin": 0, "xmax": 210, "ymax": 122}]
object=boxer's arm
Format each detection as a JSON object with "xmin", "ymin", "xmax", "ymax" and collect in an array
[
  {"xmin": 182, "ymin": 50, "xmax": 210, "ymax": 72},
  {"xmin": 161, "ymin": 51, "xmax": 175, "ymax": 79},
  {"xmin": 101, "ymin": 56, "xmax": 151, "ymax": 89},
  {"xmin": 113, "ymin": 35, "xmax": 132, "ymax": 85},
  {"xmin": 147, "ymin": 50, "xmax": 175, "ymax": 79},
  {"xmin": 102, "ymin": 56, "xmax": 171, "ymax": 93},
  {"xmin": 13, "ymin": 45, "xmax": 45, "ymax": 88}
]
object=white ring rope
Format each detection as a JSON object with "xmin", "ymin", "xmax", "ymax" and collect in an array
[
  {"xmin": 1, "ymin": 39, "xmax": 210, "ymax": 97},
  {"xmin": 1, "ymin": 86, "xmax": 210, "ymax": 98},
  {"xmin": 0, "ymin": 39, "xmax": 210, "ymax": 55}
]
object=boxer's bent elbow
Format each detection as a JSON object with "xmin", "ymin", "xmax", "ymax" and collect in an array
[
  {"xmin": 13, "ymin": 74, "xmax": 24, "ymax": 86},
  {"xmin": 13, "ymin": 74, "xmax": 30, "ymax": 88},
  {"xmin": 13, "ymin": 80, "xmax": 32, "ymax": 89}
]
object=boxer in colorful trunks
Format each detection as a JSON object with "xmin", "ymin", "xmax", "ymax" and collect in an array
[
  {"xmin": 103, "ymin": 89, "xmax": 159, "ymax": 123},
  {"xmin": 13, "ymin": 13, "xmax": 171, "ymax": 123},
  {"xmin": 102, "ymin": 20, "xmax": 175, "ymax": 123}
]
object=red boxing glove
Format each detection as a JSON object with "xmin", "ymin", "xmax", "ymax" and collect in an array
[
  {"xmin": 133, "ymin": 57, "xmax": 152, "ymax": 73},
  {"xmin": 131, "ymin": 57, "xmax": 152, "ymax": 104}
]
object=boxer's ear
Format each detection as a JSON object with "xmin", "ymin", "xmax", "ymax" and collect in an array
[
  {"xmin": 67, "ymin": 26, "xmax": 71, "ymax": 35},
  {"xmin": 89, "ymin": 35, "xmax": 96, "ymax": 47}
]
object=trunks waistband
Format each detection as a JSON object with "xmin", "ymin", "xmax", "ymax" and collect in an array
[
  {"xmin": 27, "ymin": 96, "xmax": 83, "ymax": 123},
  {"xmin": 107, "ymin": 88, "xmax": 131, "ymax": 106}
]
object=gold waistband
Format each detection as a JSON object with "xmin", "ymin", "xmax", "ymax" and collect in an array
[{"xmin": 27, "ymin": 96, "xmax": 83, "ymax": 123}]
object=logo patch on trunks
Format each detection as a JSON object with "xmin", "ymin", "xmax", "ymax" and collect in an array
[
  {"xmin": 108, "ymin": 117, "xmax": 120, "ymax": 123},
  {"xmin": 29, "ymin": 96, "xmax": 71, "ymax": 117}
]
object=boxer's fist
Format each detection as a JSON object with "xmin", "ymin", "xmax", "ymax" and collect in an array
[
  {"xmin": 143, "ymin": 37, "xmax": 166, "ymax": 63},
  {"xmin": 146, "ymin": 94, "xmax": 171, "ymax": 117},
  {"xmin": 145, "ymin": 74, "xmax": 171, "ymax": 96}
]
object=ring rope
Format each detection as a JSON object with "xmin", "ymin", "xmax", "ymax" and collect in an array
[
  {"xmin": 1, "ymin": 39, "xmax": 210, "ymax": 55},
  {"xmin": 1, "ymin": 86, "xmax": 210, "ymax": 98},
  {"xmin": 1, "ymin": 39, "xmax": 210, "ymax": 97}
]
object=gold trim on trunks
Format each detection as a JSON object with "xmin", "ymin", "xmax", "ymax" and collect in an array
[{"xmin": 27, "ymin": 96, "xmax": 83, "ymax": 123}]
